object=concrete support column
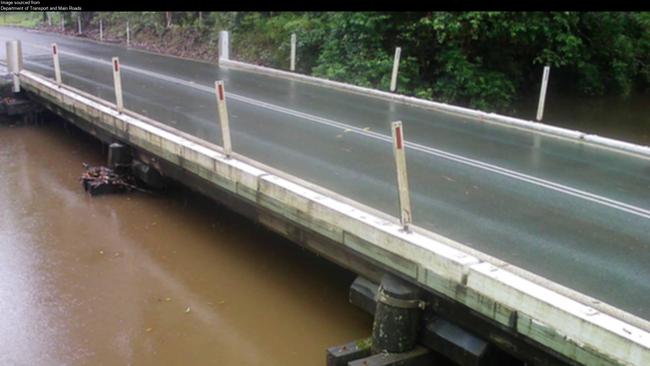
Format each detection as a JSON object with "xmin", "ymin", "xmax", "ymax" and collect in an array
[
  {"xmin": 108, "ymin": 142, "xmax": 132, "ymax": 170},
  {"xmin": 372, "ymin": 273, "xmax": 423, "ymax": 354},
  {"xmin": 6, "ymin": 40, "xmax": 23, "ymax": 93},
  {"xmin": 219, "ymin": 31, "xmax": 230, "ymax": 60}
]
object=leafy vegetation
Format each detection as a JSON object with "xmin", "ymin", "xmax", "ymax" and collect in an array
[
  {"xmin": 0, "ymin": 12, "xmax": 43, "ymax": 27},
  {"xmin": 4, "ymin": 11, "xmax": 649, "ymax": 113}
]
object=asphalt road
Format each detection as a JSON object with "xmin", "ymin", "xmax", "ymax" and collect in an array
[{"xmin": 2, "ymin": 27, "xmax": 649, "ymax": 321}]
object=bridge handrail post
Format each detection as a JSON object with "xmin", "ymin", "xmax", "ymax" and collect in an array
[
  {"xmin": 390, "ymin": 47, "xmax": 401, "ymax": 92},
  {"xmin": 536, "ymin": 65, "xmax": 550, "ymax": 121},
  {"xmin": 6, "ymin": 40, "xmax": 23, "ymax": 93},
  {"xmin": 99, "ymin": 18, "xmax": 103, "ymax": 41},
  {"xmin": 111, "ymin": 57, "xmax": 124, "ymax": 113},
  {"xmin": 290, "ymin": 33, "xmax": 297, "ymax": 72},
  {"xmin": 215, "ymin": 80, "xmax": 233, "ymax": 158},
  {"xmin": 391, "ymin": 121, "xmax": 412, "ymax": 232},
  {"xmin": 51, "ymin": 43, "xmax": 62, "ymax": 87},
  {"xmin": 219, "ymin": 31, "xmax": 230, "ymax": 61}
]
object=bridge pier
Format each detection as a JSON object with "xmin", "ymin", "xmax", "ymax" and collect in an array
[
  {"xmin": 107, "ymin": 142, "xmax": 132, "ymax": 172},
  {"xmin": 372, "ymin": 273, "xmax": 424, "ymax": 354},
  {"xmin": 327, "ymin": 276, "xmax": 527, "ymax": 366},
  {"xmin": 328, "ymin": 274, "xmax": 432, "ymax": 366}
]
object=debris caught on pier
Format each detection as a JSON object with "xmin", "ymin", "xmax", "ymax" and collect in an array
[{"xmin": 80, "ymin": 163, "xmax": 147, "ymax": 196}]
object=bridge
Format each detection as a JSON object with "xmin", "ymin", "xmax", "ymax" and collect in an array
[{"xmin": 2, "ymin": 26, "xmax": 649, "ymax": 366}]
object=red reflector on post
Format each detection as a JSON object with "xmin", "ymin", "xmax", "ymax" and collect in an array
[
  {"xmin": 52, "ymin": 45, "xmax": 57, "ymax": 55},
  {"xmin": 114, "ymin": 59, "xmax": 119, "ymax": 72},
  {"xmin": 218, "ymin": 84, "xmax": 224, "ymax": 101},
  {"xmin": 396, "ymin": 126, "xmax": 403, "ymax": 149}
]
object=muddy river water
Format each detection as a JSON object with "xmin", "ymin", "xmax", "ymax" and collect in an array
[{"xmin": 0, "ymin": 119, "xmax": 372, "ymax": 365}]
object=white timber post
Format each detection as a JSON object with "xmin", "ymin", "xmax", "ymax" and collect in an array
[
  {"xmin": 126, "ymin": 21, "xmax": 130, "ymax": 47},
  {"xmin": 290, "ymin": 33, "xmax": 297, "ymax": 71},
  {"xmin": 391, "ymin": 121, "xmax": 412, "ymax": 232},
  {"xmin": 6, "ymin": 40, "xmax": 23, "ymax": 93},
  {"xmin": 219, "ymin": 31, "xmax": 230, "ymax": 61},
  {"xmin": 51, "ymin": 43, "xmax": 62, "ymax": 87},
  {"xmin": 99, "ymin": 18, "xmax": 103, "ymax": 41},
  {"xmin": 112, "ymin": 57, "xmax": 124, "ymax": 113},
  {"xmin": 60, "ymin": 13, "xmax": 64, "ymax": 32},
  {"xmin": 77, "ymin": 13, "xmax": 82, "ymax": 34},
  {"xmin": 390, "ymin": 47, "xmax": 401, "ymax": 92},
  {"xmin": 215, "ymin": 80, "xmax": 233, "ymax": 157},
  {"xmin": 536, "ymin": 65, "xmax": 550, "ymax": 121},
  {"xmin": 47, "ymin": 12, "xmax": 52, "ymax": 27}
]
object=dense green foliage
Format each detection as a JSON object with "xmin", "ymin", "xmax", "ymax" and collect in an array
[{"xmin": 6, "ymin": 11, "xmax": 650, "ymax": 113}]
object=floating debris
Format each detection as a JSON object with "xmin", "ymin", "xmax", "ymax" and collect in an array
[{"xmin": 80, "ymin": 163, "xmax": 148, "ymax": 196}]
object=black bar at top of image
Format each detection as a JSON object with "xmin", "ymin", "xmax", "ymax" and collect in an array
[{"xmin": 2, "ymin": 0, "xmax": 647, "ymax": 12}]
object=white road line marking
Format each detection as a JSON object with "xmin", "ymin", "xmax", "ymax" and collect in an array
[{"xmin": 22, "ymin": 42, "xmax": 650, "ymax": 219}]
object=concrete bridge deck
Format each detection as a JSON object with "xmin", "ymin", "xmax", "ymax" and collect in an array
[{"xmin": 2, "ymin": 26, "xmax": 649, "ymax": 365}]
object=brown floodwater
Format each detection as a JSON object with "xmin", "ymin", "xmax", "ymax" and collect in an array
[
  {"xmin": 0, "ymin": 119, "xmax": 372, "ymax": 365},
  {"xmin": 512, "ymin": 91, "xmax": 650, "ymax": 146}
]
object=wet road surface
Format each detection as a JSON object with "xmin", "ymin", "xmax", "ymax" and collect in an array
[{"xmin": 1, "ymin": 27, "xmax": 649, "ymax": 322}]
